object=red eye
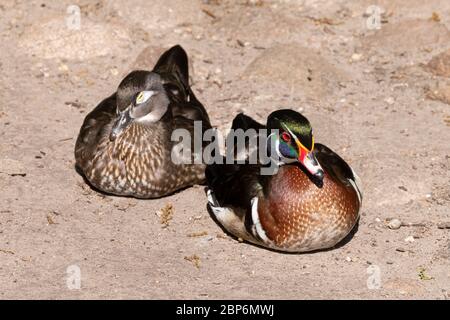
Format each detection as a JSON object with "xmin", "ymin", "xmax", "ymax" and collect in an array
[{"xmin": 281, "ymin": 132, "xmax": 291, "ymax": 142}]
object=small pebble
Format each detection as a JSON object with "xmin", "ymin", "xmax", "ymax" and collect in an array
[
  {"xmin": 58, "ymin": 64, "xmax": 69, "ymax": 73},
  {"xmin": 388, "ymin": 219, "xmax": 402, "ymax": 230},
  {"xmin": 351, "ymin": 53, "xmax": 362, "ymax": 61},
  {"xmin": 110, "ymin": 68, "xmax": 119, "ymax": 76},
  {"xmin": 404, "ymin": 236, "xmax": 415, "ymax": 243},
  {"xmin": 213, "ymin": 78, "xmax": 223, "ymax": 88},
  {"xmin": 384, "ymin": 97, "xmax": 395, "ymax": 105}
]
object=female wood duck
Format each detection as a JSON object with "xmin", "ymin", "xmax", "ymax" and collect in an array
[
  {"xmin": 206, "ymin": 109, "xmax": 362, "ymax": 252},
  {"xmin": 75, "ymin": 45, "xmax": 211, "ymax": 198}
]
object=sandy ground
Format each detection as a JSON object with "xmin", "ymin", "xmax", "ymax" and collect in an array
[{"xmin": 0, "ymin": 0, "xmax": 449, "ymax": 299}]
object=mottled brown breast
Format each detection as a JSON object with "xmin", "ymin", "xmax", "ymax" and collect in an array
[
  {"xmin": 257, "ymin": 165, "xmax": 360, "ymax": 252},
  {"xmin": 80, "ymin": 121, "xmax": 206, "ymax": 198}
]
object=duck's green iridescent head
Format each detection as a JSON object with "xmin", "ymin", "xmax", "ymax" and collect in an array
[{"xmin": 267, "ymin": 109, "xmax": 324, "ymax": 180}]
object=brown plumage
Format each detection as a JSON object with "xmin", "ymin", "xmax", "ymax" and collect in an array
[
  {"xmin": 206, "ymin": 111, "xmax": 362, "ymax": 253},
  {"xmin": 257, "ymin": 164, "xmax": 360, "ymax": 251},
  {"xmin": 75, "ymin": 45, "xmax": 211, "ymax": 198}
]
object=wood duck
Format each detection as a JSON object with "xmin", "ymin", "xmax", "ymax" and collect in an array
[
  {"xmin": 206, "ymin": 109, "xmax": 362, "ymax": 252},
  {"xmin": 75, "ymin": 45, "xmax": 211, "ymax": 198}
]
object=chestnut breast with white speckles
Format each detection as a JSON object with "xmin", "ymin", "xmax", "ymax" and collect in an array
[
  {"xmin": 257, "ymin": 165, "xmax": 360, "ymax": 252},
  {"xmin": 79, "ymin": 121, "xmax": 205, "ymax": 198}
]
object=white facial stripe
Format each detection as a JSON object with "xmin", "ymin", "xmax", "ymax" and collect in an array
[
  {"xmin": 283, "ymin": 123, "xmax": 314, "ymax": 152},
  {"xmin": 136, "ymin": 90, "xmax": 155, "ymax": 105},
  {"xmin": 136, "ymin": 100, "xmax": 168, "ymax": 123},
  {"xmin": 268, "ymin": 132, "xmax": 282, "ymax": 158},
  {"xmin": 137, "ymin": 110, "xmax": 164, "ymax": 123},
  {"xmin": 283, "ymin": 126, "xmax": 309, "ymax": 157},
  {"xmin": 283, "ymin": 126, "xmax": 299, "ymax": 144}
]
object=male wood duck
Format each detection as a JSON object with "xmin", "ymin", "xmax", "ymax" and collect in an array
[
  {"xmin": 75, "ymin": 45, "xmax": 211, "ymax": 198},
  {"xmin": 206, "ymin": 109, "xmax": 362, "ymax": 252}
]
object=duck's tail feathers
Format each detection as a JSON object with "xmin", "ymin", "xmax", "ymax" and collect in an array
[
  {"xmin": 231, "ymin": 113, "xmax": 265, "ymax": 131},
  {"xmin": 153, "ymin": 45, "xmax": 189, "ymax": 87},
  {"xmin": 314, "ymin": 143, "xmax": 363, "ymax": 205}
]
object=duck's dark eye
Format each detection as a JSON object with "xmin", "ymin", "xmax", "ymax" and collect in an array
[{"xmin": 281, "ymin": 131, "xmax": 291, "ymax": 143}]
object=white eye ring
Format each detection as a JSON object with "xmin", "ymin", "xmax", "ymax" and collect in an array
[{"xmin": 135, "ymin": 90, "xmax": 155, "ymax": 105}]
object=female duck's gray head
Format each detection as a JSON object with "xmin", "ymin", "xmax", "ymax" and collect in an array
[{"xmin": 110, "ymin": 71, "xmax": 170, "ymax": 141}]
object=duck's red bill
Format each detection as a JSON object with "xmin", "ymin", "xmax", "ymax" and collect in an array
[{"xmin": 298, "ymin": 148, "xmax": 324, "ymax": 180}]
